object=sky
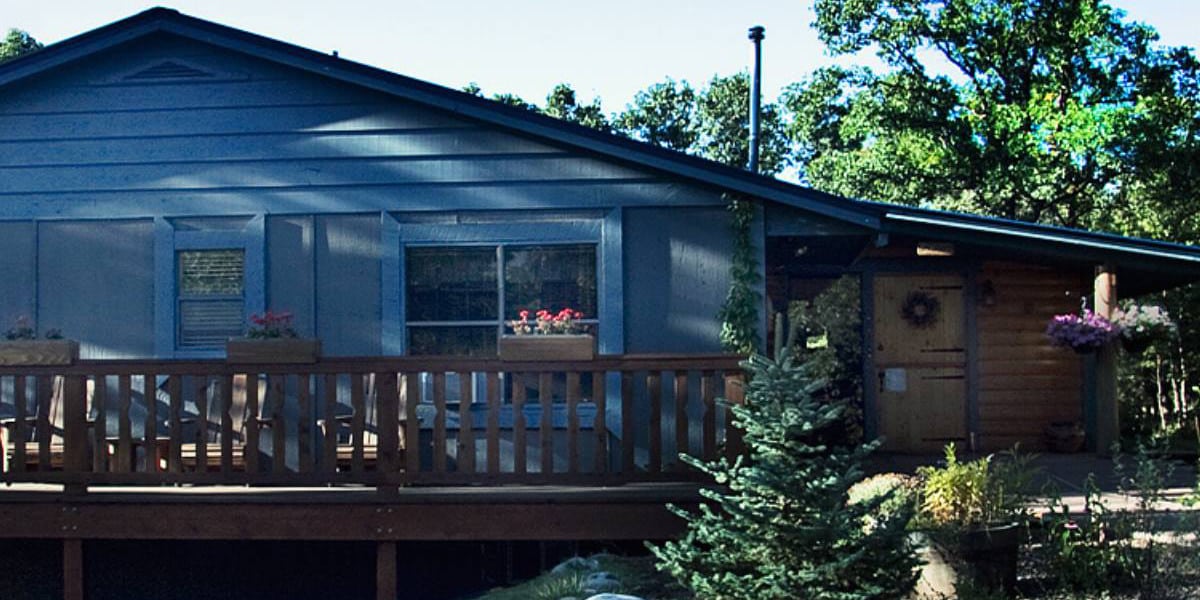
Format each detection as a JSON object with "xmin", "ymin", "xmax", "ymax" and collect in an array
[{"xmin": 3, "ymin": 1, "xmax": 1198, "ymax": 112}]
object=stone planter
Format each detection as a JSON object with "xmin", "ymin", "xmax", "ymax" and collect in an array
[
  {"xmin": 0, "ymin": 339, "xmax": 80, "ymax": 365},
  {"xmin": 498, "ymin": 334, "xmax": 595, "ymax": 361},
  {"xmin": 225, "ymin": 338, "xmax": 320, "ymax": 364}
]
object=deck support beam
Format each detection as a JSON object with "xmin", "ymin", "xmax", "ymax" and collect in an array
[
  {"xmin": 1094, "ymin": 266, "xmax": 1119, "ymax": 455},
  {"xmin": 63, "ymin": 538, "xmax": 83, "ymax": 600},
  {"xmin": 376, "ymin": 541, "xmax": 397, "ymax": 600}
]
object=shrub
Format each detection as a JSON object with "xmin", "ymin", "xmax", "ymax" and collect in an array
[{"xmin": 650, "ymin": 351, "xmax": 919, "ymax": 600}]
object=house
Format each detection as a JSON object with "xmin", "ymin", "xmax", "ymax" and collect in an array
[{"xmin": 2, "ymin": 8, "xmax": 1200, "ymax": 599}]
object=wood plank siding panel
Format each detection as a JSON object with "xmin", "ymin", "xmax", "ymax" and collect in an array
[
  {"xmin": 0, "ymin": 36, "xmax": 674, "ymax": 205},
  {"xmin": 976, "ymin": 262, "xmax": 1086, "ymax": 451}
]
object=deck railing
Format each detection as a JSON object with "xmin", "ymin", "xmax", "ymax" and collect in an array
[{"xmin": 0, "ymin": 355, "xmax": 745, "ymax": 491}]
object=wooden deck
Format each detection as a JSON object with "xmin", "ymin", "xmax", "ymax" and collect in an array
[
  {"xmin": 0, "ymin": 354, "xmax": 743, "ymax": 599},
  {"xmin": 0, "ymin": 354, "xmax": 743, "ymax": 538}
]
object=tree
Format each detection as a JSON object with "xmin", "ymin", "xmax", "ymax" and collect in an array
[
  {"xmin": 1, "ymin": 28, "xmax": 41, "ymax": 62},
  {"xmin": 543, "ymin": 83, "xmax": 610, "ymax": 132},
  {"xmin": 788, "ymin": 0, "xmax": 1200, "ymax": 231},
  {"xmin": 615, "ymin": 78, "xmax": 699, "ymax": 152},
  {"xmin": 617, "ymin": 73, "xmax": 790, "ymax": 175},
  {"xmin": 650, "ymin": 351, "xmax": 919, "ymax": 599}
]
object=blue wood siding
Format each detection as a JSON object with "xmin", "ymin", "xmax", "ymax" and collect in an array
[
  {"xmin": 0, "ymin": 33, "xmax": 738, "ymax": 357},
  {"xmin": 37, "ymin": 220, "xmax": 154, "ymax": 358},
  {"xmin": 316, "ymin": 215, "xmax": 381, "ymax": 356},
  {"xmin": 267, "ymin": 215, "xmax": 316, "ymax": 337},
  {"xmin": 623, "ymin": 207, "xmax": 733, "ymax": 353},
  {"xmin": 0, "ymin": 222, "xmax": 35, "ymax": 328}
]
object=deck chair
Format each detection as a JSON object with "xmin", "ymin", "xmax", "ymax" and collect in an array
[
  {"xmin": 2, "ymin": 376, "xmax": 94, "ymax": 472},
  {"xmin": 164, "ymin": 374, "xmax": 254, "ymax": 472},
  {"xmin": 318, "ymin": 373, "xmax": 407, "ymax": 472}
]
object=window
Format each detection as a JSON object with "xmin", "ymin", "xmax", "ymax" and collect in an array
[
  {"xmin": 406, "ymin": 244, "xmax": 597, "ymax": 356},
  {"xmin": 177, "ymin": 249, "xmax": 245, "ymax": 349}
]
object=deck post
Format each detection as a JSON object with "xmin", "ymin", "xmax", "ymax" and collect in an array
[
  {"xmin": 1094, "ymin": 266, "xmax": 1119, "ymax": 456},
  {"xmin": 62, "ymin": 375, "xmax": 89, "ymax": 495},
  {"xmin": 63, "ymin": 538, "xmax": 83, "ymax": 600},
  {"xmin": 376, "ymin": 541, "xmax": 397, "ymax": 600}
]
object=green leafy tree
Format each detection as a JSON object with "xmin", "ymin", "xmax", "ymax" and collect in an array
[
  {"xmin": 543, "ymin": 83, "xmax": 610, "ymax": 132},
  {"xmin": 614, "ymin": 78, "xmax": 698, "ymax": 151},
  {"xmin": 789, "ymin": 0, "xmax": 1199, "ymax": 231},
  {"xmin": 650, "ymin": 351, "xmax": 919, "ymax": 600},
  {"xmin": 1, "ymin": 28, "xmax": 41, "ymax": 62}
]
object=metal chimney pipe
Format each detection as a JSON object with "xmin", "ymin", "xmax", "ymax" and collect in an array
[{"xmin": 748, "ymin": 25, "xmax": 765, "ymax": 173}]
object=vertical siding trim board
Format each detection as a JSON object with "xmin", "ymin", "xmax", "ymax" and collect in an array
[
  {"xmin": 153, "ymin": 217, "xmax": 174, "ymax": 357},
  {"xmin": 381, "ymin": 212, "xmax": 403, "ymax": 355},
  {"xmin": 245, "ymin": 215, "xmax": 266, "ymax": 319},
  {"xmin": 600, "ymin": 207, "xmax": 624, "ymax": 354}
]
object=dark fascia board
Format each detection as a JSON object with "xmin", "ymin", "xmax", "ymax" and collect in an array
[
  {"xmin": 880, "ymin": 204, "xmax": 1200, "ymax": 266},
  {"xmin": 0, "ymin": 7, "xmax": 880, "ymax": 229}
]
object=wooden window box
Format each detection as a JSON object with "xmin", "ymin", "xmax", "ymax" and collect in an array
[
  {"xmin": 225, "ymin": 338, "xmax": 321, "ymax": 364},
  {"xmin": 498, "ymin": 334, "xmax": 595, "ymax": 361},
  {"xmin": 0, "ymin": 340, "xmax": 80, "ymax": 365}
]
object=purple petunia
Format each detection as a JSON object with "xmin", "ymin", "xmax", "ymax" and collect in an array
[{"xmin": 1045, "ymin": 310, "xmax": 1120, "ymax": 351}]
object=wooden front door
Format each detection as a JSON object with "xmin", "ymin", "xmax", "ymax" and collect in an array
[{"xmin": 873, "ymin": 274, "xmax": 967, "ymax": 453}]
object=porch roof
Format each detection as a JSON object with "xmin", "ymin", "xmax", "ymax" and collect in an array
[{"xmin": 4, "ymin": 7, "xmax": 1200, "ymax": 294}]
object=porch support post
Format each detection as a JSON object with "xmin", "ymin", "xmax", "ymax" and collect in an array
[
  {"xmin": 1094, "ymin": 265, "xmax": 1119, "ymax": 455},
  {"xmin": 63, "ymin": 538, "xmax": 83, "ymax": 600},
  {"xmin": 376, "ymin": 541, "xmax": 397, "ymax": 600},
  {"xmin": 62, "ymin": 375, "xmax": 89, "ymax": 496}
]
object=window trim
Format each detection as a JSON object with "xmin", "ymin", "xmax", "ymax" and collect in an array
[
  {"xmin": 390, "ymin": 214, "xmax": 617, "ymax": 356},
  {"xmin": 154, "ymin": 215, "xmax": 265, "ymax": 358},
  {"xmin": 405, "ymin": 242, "xmax": 601, "ymax": 356}
]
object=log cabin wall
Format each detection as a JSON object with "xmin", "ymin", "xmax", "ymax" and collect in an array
[{"xmin": 976, "ymin": 261, "xmax": 1088, "ymax": 451}]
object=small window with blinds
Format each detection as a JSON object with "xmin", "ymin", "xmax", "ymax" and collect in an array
[{"xmin": 177, "ymin": 249, "xmax": 245, "ymax": 348}]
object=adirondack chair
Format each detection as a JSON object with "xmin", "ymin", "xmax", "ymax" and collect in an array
[
  {"xmin": 1, "ymin": 376, "xmax": 93, "ymax": 472},
  {"xmin": 164, "ymin": 374, "xmax": 255, "ymax": 472},
  {"xmin": 318, "ymin": 373, "xmax": 407, "ymax": 472}
]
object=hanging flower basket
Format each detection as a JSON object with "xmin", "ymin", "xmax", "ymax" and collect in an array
[
  {"xmin": 1045, "ymin": 310, "xmax": 1119, "ymax": 354},
  {"xmin": 1112, "ymin": 303, "xmax": 1175, "ymax": 355}
]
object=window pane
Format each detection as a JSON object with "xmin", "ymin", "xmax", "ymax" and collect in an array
[
  {"xmin": 179, "ymin": 299, "xmax": 244, "ymax": 348},
  {"xmin": 407, "ymin": 247, "xmax": 498, "ymax": 321},
  {"xmin": 504, "ymin": 245, "xmax": 597, "ymax": 318},
  {"xmin": 408, "ymin": 326, "xmax": 497, "ymax": 357},
  {"xmin": 179, "ymin": 250, "xmax": 245, "ymax": 296}
]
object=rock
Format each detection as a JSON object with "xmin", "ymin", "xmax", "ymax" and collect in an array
[
  {"xmin": 551, "ymin": 556, "xmax": 600, "ymax": 576},
  {"xmin": 584, "ymin": 595, "xmax": 643, "ymax": 600},
  {"xmin": 582, "ymin": 571, "xmax": 622, "ymax": 593}
]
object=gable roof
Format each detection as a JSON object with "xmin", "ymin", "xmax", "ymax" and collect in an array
[{"xmin": 3, "ymin": 7, "xmax": 1200, "ymax": 294}]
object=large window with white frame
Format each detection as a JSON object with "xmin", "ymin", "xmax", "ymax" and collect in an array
[{"xmin": 405, "ymin": 243, "xmax": 598, "ymax": 356}]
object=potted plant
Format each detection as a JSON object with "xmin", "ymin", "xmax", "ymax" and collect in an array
[
  {"xmin": 1111, "ymin": 303, "xmax": 1175, "ymax": 354},
  {"xmin": 914, "ymin": 444, "xmax": 1037, "ymax": 596},
  {"xmin": 1043, "ymin": 421, "xmax": 1086, "ymax": 453},
  {"xmin": 1045, "ymin": 309, "xmax": 1119, "ymax": 354},
  {"xmin": 498, "ymin": 308, "xmax": 594, "ymax": 361},
  {"xmin": 225, "ymin": 310, "xmax": 320, "ymax": 364},
  {"xmin": 0, "ymin": 316, "xmax": 78, "ymax": 365}
]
